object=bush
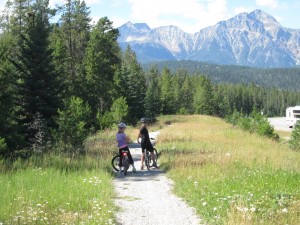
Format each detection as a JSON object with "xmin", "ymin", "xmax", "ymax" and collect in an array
[
  {"xmin": 227, "ymin": 110, "xmax": 279, "ymax": 141},
  {"xmin": 289, "ymin": 121, "xmax": 300, "ymax": 151},
  {"xmin": 0, "ymin": 137, "xmax": 7, "ymax": 155},
  {"xmin": 54, "ymin": 96, "xmax": 91, "ymax": 156}
]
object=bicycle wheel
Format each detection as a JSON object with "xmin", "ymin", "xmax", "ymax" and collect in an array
[
  {"xmin": 147, "ymin": 148, "xmax": 157, "ymax": 167},
  {"xmin": 149, "ymin": 148, "xmax": 158, "ymax": 167},
  {"xmin": 122, "ymin": 156, "xmax": 129, "ymax": 175},
  {"xmin": 144, "ymin": 150, "xmax": 150, "ymax": 170},
  {"xmin": 111, "ymin": 154, "xmax": 120, "ymax": 172}
]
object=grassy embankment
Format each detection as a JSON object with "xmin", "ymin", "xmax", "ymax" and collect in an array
[
  {"xmin": 1, "ymin": 115, "xmax": 299, "ymax": 224},
  {"xmin": 156, "ymin": 115, "xmax": 299, "ymax": 225},
  {"xmin": 0, "ymin": 129, "xmax": 121, "ymax": 225}
]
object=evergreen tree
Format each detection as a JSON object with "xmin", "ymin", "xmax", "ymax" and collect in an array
[
  {"xmin": 159, "ymin": 67, "xmax": 176, "ymax": 114},
  {"xmin": 144, "ymin": 66, "xmax": 161, "ymax": 120},
  {"xmin": 179, "ymin": 74, "xmax": 193, "ymax": 114},
  {"xmin": 0, "ymin": 32, "xmax": 18, "ymax": 153},
  {"xmin": 12, "ymin": 0, "xmax": 62, "ymax": 149},
  {"xmin": 58, "ymin": 0, "xmax": 91, "ymax": 97},
  {"xmin": 115, "ymin": 46, "xmax": 146, "ymax": 124},
  {"xmin": 84, "ymin": 16, "xmax": 121, "ymax": 122},
  {"xmin": 193, "ymin": 76, "xmax": 214, "ymax": 115}
]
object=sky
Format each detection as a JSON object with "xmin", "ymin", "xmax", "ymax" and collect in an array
[{"xmin": 1, "ymin": 0, "xmax": 299, "ymax": 33}]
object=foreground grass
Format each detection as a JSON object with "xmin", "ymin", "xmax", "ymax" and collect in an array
[
  {"xmin": 157, "ymin": 115, "xmax": 300, "ymax": 225},
  {"xmin": 0, "ymin": 129, "xmax": 119, "ymax": 225}
]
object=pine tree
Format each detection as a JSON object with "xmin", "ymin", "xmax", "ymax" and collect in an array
[
  {"xmin": 84, "ymin": 16, "xmax": 121, "ymax": 119},
  {"xmin": 144, "ymin": 66, "xmax": 161, "ymax": 120},
  {"xmin": 193, "ymin": 76, "xmax": 214, "ymax": 115},
  {"xmin": 116, "ymin": 46, "xmax": 146, "ymax": 124},
  {"xmin": 0, "ymin": 32, "xmax": 18, "ymax": 153},
  {"xmin": 58, "ymin": 0, "xmax": 91, "ymax": 97},
  {"xmin": 12, "ymin": 0, "xmax": 62, "ymax": 149},
  {"xmin": 160, "ymin": 67, "xmax": 176, "ymax": 114}
]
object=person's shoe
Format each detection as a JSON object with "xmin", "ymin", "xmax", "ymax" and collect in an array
[
  {"xmin": 140, "ymin": 165, "xmax": 144, "ymax": 170},
  {"xmin": 132, "ymin": 167, "xmax": 137, "ymax": 173},
  {"xmin": 153, "ymin": 163, "xmax": 159, "ymax": 169}
]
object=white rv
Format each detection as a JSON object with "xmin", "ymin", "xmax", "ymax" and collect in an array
[{"xmin": 286, "ymin": 106, "xmax": 300, "ymax": 128}]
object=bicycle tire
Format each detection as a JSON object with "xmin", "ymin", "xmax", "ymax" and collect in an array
[
  {"xmin": 149, "ymin": 148, "xmax": 158, "ymax": 167},
  {"xmin": 144, "ymin": 150, "xmax": 150, "ymax": 170},
  {"xmin": 111, "ymin": 154, "xmax": 120, "ymax": 172},
  {"xmin": 122, "ymin": 157, "xmax": 129, "ymax": 175}
]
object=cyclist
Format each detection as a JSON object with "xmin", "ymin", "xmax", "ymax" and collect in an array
[
  {"xmin": 116, "ymin": 122, "xmax": 136, "ymax": 173},
  {"xmin": 137, "ymin": 117, "xmax": 158, "ymax": 170}
]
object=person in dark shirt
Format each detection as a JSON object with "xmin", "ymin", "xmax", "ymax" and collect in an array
[{"xmin": 137, "ymin": 117, "xmax": 158, "ymax": 170}]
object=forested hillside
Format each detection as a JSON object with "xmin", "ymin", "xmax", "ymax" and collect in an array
[
  {"xmin": 1, "ymin": 0, "xmax": 300, "ymax": 159},
  {"xmin": 143, "ymin": 60, "xmax": 300, "ymax": 91}
]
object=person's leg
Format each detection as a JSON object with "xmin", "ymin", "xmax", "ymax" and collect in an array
[
  {"xmin": 119, "ymin": 148, "xmax": 123, "ymax": 173},
  {"xmin": 126, "ymin": 148, "xmax": 136, "ymax": 172},
  {"xmin": 140, "ymin": 148, "xmax": 145, "ymax": 170}
]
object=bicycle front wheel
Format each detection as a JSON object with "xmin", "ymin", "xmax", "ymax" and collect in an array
[{"xmin": 111, "ymin": 154, "xmax": 120, "ymax": 172}]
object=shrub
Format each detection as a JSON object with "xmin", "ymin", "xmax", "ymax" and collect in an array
[
  {"xmin": 54, "ymin": 96, "xmax": 91, "ymax": 156},
  {"xmin": 289, "ymin": 121, "xmax": 300, "ymax": 151},
  {"xmin": 227, "ymin": 110, "xmax": 279, "ymax": 141},
  {"xmin": 0, "ymin": 137, "xmax": 7, "ymax": 155}
]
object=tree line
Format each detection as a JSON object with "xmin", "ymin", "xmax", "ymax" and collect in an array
[
  {"xmin": 1, "ymin": 0, "xmax": 300, "ymax": 159},
  {"xmin": 143, "ymin": 60, "xmax": 300, "ymax": 91}
]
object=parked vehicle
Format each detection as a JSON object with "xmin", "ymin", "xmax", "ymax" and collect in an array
[{"xmin": 286, "ymin": 106, "xmax": 300, "ymax": 128}]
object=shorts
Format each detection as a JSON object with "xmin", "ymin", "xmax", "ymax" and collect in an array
[{"xmin": 141, "ymin": 143, "xmax": 154, "ymax": 153}]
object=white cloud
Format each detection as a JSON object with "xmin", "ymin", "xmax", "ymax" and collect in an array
[
  {"xmin": 127, "ymin": 0, "xmax": 230, "ymax": 33},
  {"xmin": 255, "ymin": 0, "xmax": 279, "ymax": 9}
]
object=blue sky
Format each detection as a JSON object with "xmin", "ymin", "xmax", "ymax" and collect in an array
[{"xmin": 1, "ymin": 0, "xmax": 299, "ymax": 33}]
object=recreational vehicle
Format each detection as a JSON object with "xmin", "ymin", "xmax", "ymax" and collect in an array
[{"xmin": 286, "ymin": 106, "xmax": 300, "ymax": 128}]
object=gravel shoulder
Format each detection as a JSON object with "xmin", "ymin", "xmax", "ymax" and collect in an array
[{"xmin": 113, "ymin": 132, "xmax": 203, "ymax": 225}]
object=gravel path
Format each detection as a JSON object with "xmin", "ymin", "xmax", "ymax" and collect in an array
[{"xmin": 113, "ymin": 132, "xmax": 203, "ymax": 225}]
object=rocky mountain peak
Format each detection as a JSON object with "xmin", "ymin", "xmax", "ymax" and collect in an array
[{"xmin": 117, "ymin": 10, "xmax": 300, "ymax": 68}]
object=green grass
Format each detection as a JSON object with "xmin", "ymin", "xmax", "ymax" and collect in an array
[
  {"xmin": 157, "ymin": 115, "xmax": 300, "ymax": 225},
  {"xmin": 1, "ymin": 115, "xmax": 299, "ymax": 225},
  {"xmin": 0, "ymin": 129, "xmax": 118, "ymax": 225},
  {"xmin": 0, "ymin": 167, "xmax": 115, "ymax": 224}
]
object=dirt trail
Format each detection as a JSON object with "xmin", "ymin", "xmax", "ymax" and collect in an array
[{"xmin": 113, "ymin": 132, "xmax": 204, "ymax": 225}]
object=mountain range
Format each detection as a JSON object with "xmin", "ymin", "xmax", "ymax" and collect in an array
[{"xmin": 117, "ymin": 9, "xmax": 300, "ymax": 68}]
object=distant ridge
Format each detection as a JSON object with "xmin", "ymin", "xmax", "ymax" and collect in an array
[
  {"xmin": 117, "ymin": 10, "xmax": 300, "ymax": 68},
  {"xmin": 142, "ymin": 60, "xmax": 300, "ymax": 91}
]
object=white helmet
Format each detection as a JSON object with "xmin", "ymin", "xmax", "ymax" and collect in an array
[{"xmin": 118, "ymin": 122, "xmax": 126, "ymax": 128}]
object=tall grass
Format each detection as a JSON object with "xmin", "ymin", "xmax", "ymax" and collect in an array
[
  {"xmin": 157, "ymin": 115, "xmax": 300, "ymax": 225},
  {"xmin": 0, "ymin": 129, "xmax": 119, "ymax": 225}
]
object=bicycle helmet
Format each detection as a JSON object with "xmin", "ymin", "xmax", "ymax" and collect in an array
[
  {"xmin": 118, "ymin": 122, "xmax": 126, "ymax": 128},
  {"xmin": 140, "ymin": 117, "xmax": 146, "ymax": 123}
]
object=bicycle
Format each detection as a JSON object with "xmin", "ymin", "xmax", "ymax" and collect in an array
[
  {"xmin": 111, "ymin": 149, "xmax": 130, "ymax": 174},
  {"xmin": 144, "ymin": 147, "xmax": 158, "ymax": 170}
]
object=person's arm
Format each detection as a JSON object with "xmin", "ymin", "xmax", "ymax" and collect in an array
[
  {"xmin": 137, "ymin": 132, "xmax": 142, "ymax": 143},
  {"xmin": 126, "ymin": 134, "xmax": 131, "ymax": 143}
]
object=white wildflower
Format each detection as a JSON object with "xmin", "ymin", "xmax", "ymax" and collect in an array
[{"xmin": 282, "ymin": 208, "xmax": 288, "ymax": 213}]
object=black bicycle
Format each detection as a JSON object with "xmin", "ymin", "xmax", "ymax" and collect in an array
[{"xmin": 144, "ymin": 147, "xmax": 158, "ymax": 170}]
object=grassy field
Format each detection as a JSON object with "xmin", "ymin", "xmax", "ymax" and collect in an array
[
  {"xmin": 0, "ymin": 130, "xmax": 118, "ymax": 225},
  {"xmin": 1, "ymin": 115, "xmax": 299, "ymax": 224},
  {"xmin": 156, "ymin": 115, "xmax": 300, "ymax": 225}
]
